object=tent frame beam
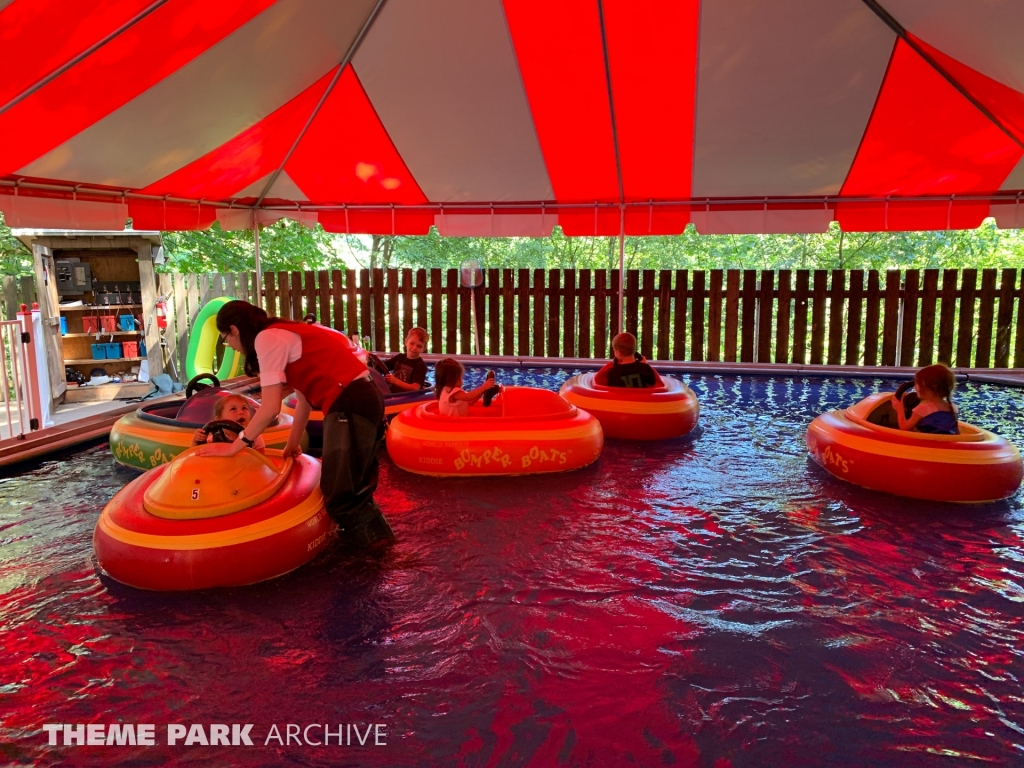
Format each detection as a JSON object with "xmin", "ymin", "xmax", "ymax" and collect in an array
[
  {"xmin": 0, "ymin": 0, "xmax": 171, "ymax": 118},
  {"xmin": 3, "ymin": 178, "xmax": 1022, "ymax": 212},
  {"xmin": 861, "ymin": 0, "xmax": 1024, "ymax": 150},
  {"xmin": 596, "ymin": 0, "xmax": 627, "ymax": 335},
  {"xmin": 254, "ymin": 0, "xmax": 390, "ymax": 207}
]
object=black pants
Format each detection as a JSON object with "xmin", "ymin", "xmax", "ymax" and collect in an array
[{"xmin": 320, "ymin": 377, "xmax": 394, "ymax": 546}]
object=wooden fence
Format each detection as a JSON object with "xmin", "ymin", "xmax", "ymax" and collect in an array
[{"xmin": 156, "ymin": 267, "xmax": 1024, "ymax": 379}]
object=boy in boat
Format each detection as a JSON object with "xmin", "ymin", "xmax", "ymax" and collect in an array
[
  {"xmin": 191, "ymin": 394, "xmax": 267, "ymax": 450},
  {"xmin": 597, "ymin": 332, "xmax": 658, "ymax": 388},
  {"xmin": 895, "ymin": 363, "xmax": 959, "ymax": 435},
  {"xmin": 434, "ymin": 358, "xmax": 498, "ymax": 416},
  {"xmin": 384, "ymin": 327, "xmax": 430, "ymax": 394}
]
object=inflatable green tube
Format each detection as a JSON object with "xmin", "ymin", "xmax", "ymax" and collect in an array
[{"xmin": 185, "ymin": 296, "xmax": 246, "ymax": 380}]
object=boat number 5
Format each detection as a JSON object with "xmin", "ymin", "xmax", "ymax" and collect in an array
[{"xmin": 191, "ymin": 488, "xmax": 200, "ymax": 501}]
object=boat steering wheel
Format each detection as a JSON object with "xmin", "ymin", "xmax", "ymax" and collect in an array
[
  {"xmin": 893, "ymin": 381, "xmax": 918, "ymax": 418},
  {"xmin": 186, "ymin": 373, "xmax": 221, "ymax": 399},
  {"xmin": 366, "ymin": 353, "xmax": 389, "ymax": 377},
  {"xmin": 201, "ymin": 419, "xmax": 245, "ymax": 444}
]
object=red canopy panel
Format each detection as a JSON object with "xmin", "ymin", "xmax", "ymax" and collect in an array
[{"xmin": 2, "ymin": 0, "xmax": 1024, "ymax": 235}]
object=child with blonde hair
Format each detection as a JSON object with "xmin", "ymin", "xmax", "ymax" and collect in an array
[
  {"xmin": 191, "ymin": 394, "xmax": 266, "ymax": 450},
  {"xmin": 385, "ymin": 327, "xmax": 430, "ymax": 393}
]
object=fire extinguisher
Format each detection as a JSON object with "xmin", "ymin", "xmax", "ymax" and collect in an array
[{"xmin": 155, "ymin": 298, "xmax": 168, "ymax": 329}]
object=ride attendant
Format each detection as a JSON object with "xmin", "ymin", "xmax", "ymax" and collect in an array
[
  {"xmin": 385, "ymin": 327, "xmax": 429, "ymax": 393},
  {"xmin": 196, "ymin": 300, "xmax": 394, "ymax": 547},
  {"xmin": 597, "ymin": 332, "xmax": 657, "ymax": 388},
  {"xmin": 895, "ymin": 363, "xmax": 959, "ymax": 435}
]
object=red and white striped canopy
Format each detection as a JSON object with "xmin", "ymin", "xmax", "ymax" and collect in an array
[{"xmin": 3, "ymin": 0, "xmax": 1024, "ymax": 236}]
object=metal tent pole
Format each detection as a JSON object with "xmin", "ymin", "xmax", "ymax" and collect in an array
[
  {"xmin": 616, "ymin": 205, "xmax": 625, "ymax": 335},
  {"xmin": 253, "ymin": 211, "xmax": 262, "ymax": 309}
]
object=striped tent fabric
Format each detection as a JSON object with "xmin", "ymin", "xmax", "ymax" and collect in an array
[{"xmin": 2, "ymin": 0, "xmax": 1024, "ymax": 236}]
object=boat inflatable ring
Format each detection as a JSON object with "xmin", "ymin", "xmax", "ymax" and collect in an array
[
  {"xmin": 806, "ymin": 392, "xmax": 1023, "ymax": 503},
  {"xmin": 386, "ymin": 386, "xmax": 603, "ymax": 477},
  {"xmin": 559, "ymin": 372, "xmax": 699, "ymax": 440},
  {"xmin": 185, "ymin": 296, "xmax": 245, "ymax": 381}
]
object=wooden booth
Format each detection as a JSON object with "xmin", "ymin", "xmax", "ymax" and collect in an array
[{"xmin": 19, "ymin": 231, "xmax": 165, "ymax": 405}]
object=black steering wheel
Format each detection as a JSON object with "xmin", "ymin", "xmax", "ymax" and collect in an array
[
  {"xmin": 201, "ymin": 419, "xmax": 244, "ymax": 444},
  {"xmin": 366, "ymin": 353, "xmax": 389, "ymax": 377},
  {"xmin": 482, "ymin": 370, "xmax": 500, "ymax": 407},
  {"xmin": 185, "ymin": 373, "xmax": 221, "ymax": 399},
  {"xmin": 893, "ymin": 381, "xmax": 918, "ymax": 418},
  {"xmin": 303, "ymin": 313, "xmax": 317, "ymax": 324}
]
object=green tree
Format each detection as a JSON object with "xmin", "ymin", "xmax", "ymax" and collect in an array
[{"xmin": 0, "ymin": 213, "xmax": 33, "ymax": 276}]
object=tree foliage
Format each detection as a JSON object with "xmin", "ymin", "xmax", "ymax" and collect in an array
[
  {"xmin": 4, "ymin": 211, "xmax": 1024, "ymax": 277},
  {"xmin": 0, "ymin": 213, "xmax": 33, "ymax": 276}
]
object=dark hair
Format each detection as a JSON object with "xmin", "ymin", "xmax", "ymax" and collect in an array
[
  {"xmin": 915, "ymin": 363, "xmax": 956, "ymax": 405},
  {"xmin": 433, "ymin": 358, "xmax": 464, "ymax": 399},
  {"xmin": 216, "ymin": 300, "xmax": 273, "ymax": 376}
]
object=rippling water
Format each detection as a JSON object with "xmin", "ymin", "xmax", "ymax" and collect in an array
[{"xmin": 1, "ymin": 370, "xmax": 1022, "ymax": 766}]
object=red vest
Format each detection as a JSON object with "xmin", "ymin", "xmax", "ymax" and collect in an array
[{"xmin": 266, "ymin": 320, "xmax": 367, "ymax": 411}]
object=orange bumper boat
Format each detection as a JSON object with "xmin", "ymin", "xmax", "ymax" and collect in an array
[
  {"xmin": 806, "ymin": 392, "xmax": 1023, "ymax": 503},
  {"xmin": 282, "ymin": 384, "xmax": 433, "ymax": 454},
  {"xmin": 559, "ymin": 371, "xmax": 699, "ymax": 440},
  {"xmin": 94, "ymin": 443, "xmax": 333, "ymax": 590},
  {"xmin": 387, "ymin": 386, "xmax": 603, "ymax": 477}
]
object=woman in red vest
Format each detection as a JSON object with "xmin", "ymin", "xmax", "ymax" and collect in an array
[{"xmin": 196, "ymin": 300, "xmax": 394, "ymax": 548}]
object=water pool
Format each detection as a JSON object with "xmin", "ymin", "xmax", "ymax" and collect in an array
[{"xmin": 1, "ymin": 369, "xmax": 1022, "ymax": 766}]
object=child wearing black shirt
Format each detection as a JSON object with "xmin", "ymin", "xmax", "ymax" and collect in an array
[
  {"xmin": 385, "ymin": 327, "xmax": 429, "ymax": 393},
  {"xmin": 597, "ymin": 332, "xmax": 657, "ymax": 388}
]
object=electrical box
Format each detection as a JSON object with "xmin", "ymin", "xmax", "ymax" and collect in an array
[{"xmin": 55, "ymin": 259, "xmax": 92, "ymax": 296}]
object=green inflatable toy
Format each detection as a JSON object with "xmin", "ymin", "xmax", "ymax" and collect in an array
[{"xmin": 185, "ymin": 296, "xmax": 246, "ymax": 380}]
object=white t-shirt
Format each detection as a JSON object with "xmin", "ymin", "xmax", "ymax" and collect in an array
[
  {"xmin": 438, "ymin": 386, "xmax": 469, "ymax": 416},
  {"xmin": 254, "ymin": 326, "xmax": 370, "ymax": 392},
  {"xmin": 254, "ymin": 328, "xmax": 302, "ymax": 388}
]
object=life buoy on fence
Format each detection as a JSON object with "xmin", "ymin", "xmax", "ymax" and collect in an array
[{"xmin": 185, "ymin": 296, "xmax": 245, "ymax": 381}]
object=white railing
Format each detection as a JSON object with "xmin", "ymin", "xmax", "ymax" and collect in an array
[{"xmin": 0, "ymin": 310, "xmax": 43, "ymax": 441}]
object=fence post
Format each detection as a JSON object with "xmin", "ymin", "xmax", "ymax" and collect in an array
[
  {"xmin": 16, "ymin": 305, "xmax": 42, "ymax": 431},
  {"xmin": 955, "ymin": 269, "xmax": 977, "ymax": 368}
]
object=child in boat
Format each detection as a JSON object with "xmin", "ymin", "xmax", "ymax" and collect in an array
[
  {"xmin": 385, "ymin": 327, "xmax": 430, "ymax": 393},
  {"xmin": 434, "ymin": 358, "xmax": 498, "ymax": 416},
  {"xmin": 895, "ymin": 363, "xmax": 959, "ymax": 435},
  {"xmin": 597, "ymin": 332, "xmax": 658, "ymax": 388},
  {"xmin": 191, "ymin": 394, "xmax": 267, "ymax": 450}
]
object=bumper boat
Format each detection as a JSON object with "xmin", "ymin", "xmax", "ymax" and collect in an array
[
  {"xmin": 387, "ymin": 386, "xmax": 603, "ymax": 477},
  {"xmin": 806, "ymin": 390, "xmax": 1023, "ymax": 503},
  {"xmin": 110, "ymin": 374, "xmax": 297, "ymax": 470},
  {"xmin": 95, "ymin": 422, "xmax": 333, "ymax": 590},
  {"xmin": 282, "ymin": 381, "xmax": 434, "ymax": 454},
  {"xmin": 559, "ymin": 371, "xmax": 699, "ymax": 440}
]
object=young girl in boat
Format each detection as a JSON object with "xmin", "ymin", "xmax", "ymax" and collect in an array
[
  {"xmin": 191, "ymin": 394, "xmax": 266, "ymax": 451},
  {"xmin": 896, "ymin": 363, "xmax": 959, "ymax": 435},
  {"xmin": 434, "ymin": 358, "xmax": 498, "ymax": 416}
]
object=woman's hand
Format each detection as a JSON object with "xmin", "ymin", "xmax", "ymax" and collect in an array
[
  {"xmin": 195, "ymin": 439, "xmax": 245, "ymax": 458},
  {"xmin": 282, "ymin": 437, "xmax": 303, "ymax": 459}
]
